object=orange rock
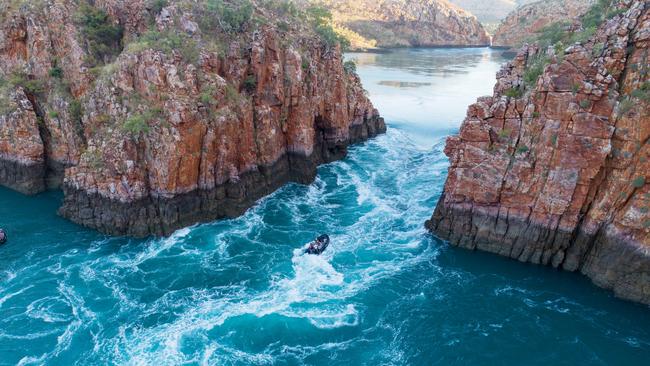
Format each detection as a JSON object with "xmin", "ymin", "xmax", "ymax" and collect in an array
[{"xmin": 428, "ymin": 1, "xmax": 650, "ymax": 305}]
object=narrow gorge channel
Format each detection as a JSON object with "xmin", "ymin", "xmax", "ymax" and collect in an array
[{"xmin": 0, "ymin": 48, "xmax": 648, "ymax": 365}]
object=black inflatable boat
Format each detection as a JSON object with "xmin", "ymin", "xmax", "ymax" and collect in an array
[{"xmin": 304, "ymin": 234, "xmax": 330, "ymax": 255}]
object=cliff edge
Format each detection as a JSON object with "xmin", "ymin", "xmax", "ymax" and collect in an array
[
  {"xmin": 0, "ymin": 0, "xmax": 385, "ymax": 236},
  {"xmin": 427, "ymin": 0, "xmax": 650, "ymax": 304}
]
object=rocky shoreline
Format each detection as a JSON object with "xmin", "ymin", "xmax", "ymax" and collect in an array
[
  {"xmin": 427, "ymin": 195, "xmax": 649, "ymax": 304},
  {"xmin": 0, "ymin": 159, "xmax": 46, "ymax": 195},
  {"xmin": 0, "ymin": 0, "xmax": 386, "ymax": 237},
  {"xmin": 428, "ymin": 0, "xmax": 649, "ymax": 305},
  {"xmin": 60, "ymin": 115, "xmax": 385, "ymax": 237}
]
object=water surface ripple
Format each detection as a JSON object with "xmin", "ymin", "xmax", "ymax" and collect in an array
[{"xmin": 0, "ymin": 48, "xmax": 648, "ymax": 365}]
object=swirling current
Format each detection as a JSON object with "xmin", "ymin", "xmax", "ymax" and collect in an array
[{"xmin": 0, "ymin": 48, "xmax": 648, "ymax": 365}]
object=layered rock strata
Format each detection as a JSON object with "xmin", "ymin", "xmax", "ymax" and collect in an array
[
  {"xmin": 0, "ymin": 0, "xmax": 385, "ymax": 236},
  {"xmin": 428, "ymin": 0, "xmax": 650, "ymax": 304}
]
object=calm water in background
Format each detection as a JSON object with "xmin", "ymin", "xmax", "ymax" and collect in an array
[{"xmin": 0, "ymin": 48, "xmax": 649, "ymax": 365}]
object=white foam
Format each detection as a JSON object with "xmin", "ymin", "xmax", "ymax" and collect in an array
[
  {"xmin": 26, "ymin": 296, "xmax": 72, "ymax": 323},
  {"xmin": 1, "ymin": 270, "xmax": 16, "ymax": 282},
  {"xmin": 110, "ymin": 227, "xmax": 192, "ymax": 268},
  {"xmin": 0, "ymin": 284, "xmax": 33, "ymax": 308},
  {"xmin": 5, "ymin": 128, "xmax": 448, "ymax": 365}
]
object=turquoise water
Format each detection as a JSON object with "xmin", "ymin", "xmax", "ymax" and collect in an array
[{"xmin": 1, "ymin": 48, "xmax": 649, "ymax": 365}]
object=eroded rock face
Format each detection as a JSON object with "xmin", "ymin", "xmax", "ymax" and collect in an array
[
  {"xmin": 0, "ymin": 1, "xmax": 90, "ymax": 193},
  {"xmin": 428, "ymin": 0, "xmax": 650, "ymax": 304},
  {"xmin": 492, "ymin": 0, "xmax": 594, "ymax": 48},
  {"xmin": 320, "ymin": 0, "xmax": 490, "ymax": 50},
  {"xmin": 0, "ymin": 0, "xmax": 385, "ymax": 236},
  {"xmin": 448, "ymin": 0, "xmax": 540, "ymax": 25}
]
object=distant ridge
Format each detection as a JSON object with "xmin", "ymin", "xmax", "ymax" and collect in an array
[{"xmin": 314, "ymin": 0, "xmax": 490, "ymax": 51}]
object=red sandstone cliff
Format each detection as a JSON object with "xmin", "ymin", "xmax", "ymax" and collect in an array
[
  {"xmin": 0, "ymin": 0, "xmax": 385, "ymax": 236},
  {"xmin": 428, "ymin": 0, "xmax": 650, "ymax": 304},
  {"xmin": 319, "ymin": 0, "xmax": 490, "ymax": 50},
  {"xmin": 492, "ymin": 0, "xmax": 595, "ymax": 48}
]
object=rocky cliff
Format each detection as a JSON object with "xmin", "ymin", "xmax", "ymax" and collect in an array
[
  {"xmin": 492, "ymin": 0, "xmax": 595, "ymax": 48},
  {"xmin": 448, "ymin": 0, "xmax": 539, "ymax": 26},
  {"xmin": 427, "ymin": 0, "xmax": 650, "ymax": 304},
  {"xmin": 317, "ymin": 0, "xmax": 490, "ymax": 50},
  {"xmin": 0, "ymin": 0, "xmax": 385, "ymax": 236}
]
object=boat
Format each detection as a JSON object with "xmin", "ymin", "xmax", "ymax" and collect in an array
[
  {"xmin": 0, "ymin": 229, "xmax": 6, "ymax": 245},
  {"xmin": 304, "ymin": 234, "xmax": 330, "ymax": 255}
]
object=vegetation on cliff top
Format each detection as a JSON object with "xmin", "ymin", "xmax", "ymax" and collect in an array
[
  {"xmin": 0, "ymin": 0, "xmax": 359, "ymax": 146},
  {"xmin": 533, "ymin": 0, "xmax": 622, "ymax": 49},
  {"xmin": 509, "ymin": 0, "xmax": 623, "ymax": 97}
]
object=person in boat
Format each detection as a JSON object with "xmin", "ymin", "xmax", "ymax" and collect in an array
[
  {"xmin": 305, "ymin": 234, "xmax": 330, "ymax": 255},
  {"xmin": 0, "ymin": 229, "xmax": 6, "ymax": 245}
]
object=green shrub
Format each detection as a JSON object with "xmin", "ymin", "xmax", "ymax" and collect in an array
[
  {"xmin": 532, "ymin": 111, "xmax": 540, "ymax": 118},
  {"xmin": 553, "ymin": 42, "xmax": 566, "ymax": 59},
  {"xmin": 7, "ymin": 72, "xmax": 45, "ymax": 95},
  {"xmin": 533, "ymin": 0, "xmax": 614, "ymax": 51},
  {"xmin": 630, "ymin": 82, "xmax": 650, "ymax": 103},
  {"xmin": 48, "ymin": 110, "xmax": 59, "ymax": 119},
  {"xmin": 123, "ymin": 114, "xmax": 150, "ymax": 136},
  {"xmin": 535, "ymin": 21, "xmax": 570, "ymax": 48},
  {"xmin": 301, "ymin": 58, "xmax": 310, "ymax": 72},
  {"xmin": 579, "ymin": 99, "xmax": 591, "ymax": 109},
  {"xmin": 277, "ymin": 21, "xmax": 289, "ymax": 32},
  {"xmin": 606, "ymin": 7, "xmax": 627, "ymax": 19},
  {"xmin": 592, "ymin": 42, "xmax": 604, "ymax": 57},
  {"xmin": 0, "ymin": 94, "xmax": 12, "ymax": 115},
  {"xmin": 225, "ymin": 84, "xmax": 241, "ymax": 104},
  {"xmin": 270, "ymin": 0, "xmax": 299, "ymax": 18},
  {"xmin": 581, "ymin": 0, "xmax": 612, "ymax": 29},
  {"xmin": 305, "ymin": 5, "xmax": 333, "ymax": 26},
  {"xmin": 516, "ymin": 145, "xmax": 530, "ymax": 154},
  {"xmin": 632, "ymin": 176, "xmax": 646, "ymax": 188},
  {"xmin": 49, "ymin": 66, "xmax": 63, "ymax": 79},
  {"xmin": 122, "ymin": 105, "xmax": 162, "ymax": 135},
  {"xmin": 618, "ymin": 97, "xmax": 633, "ymax": 117},
  {"xmin": 571, "ymin": 83, "xmax": 581, "ymax": 95},
  {"xmin": 148, "ymin": 0, "xmax": 167, "ymax": 15},
  {"xmin": 551, "ymin": 133, "xmax": 558, "ymax": 146},
  {"xmin": 572, "ymin": 26, "xmax": 597, "ymax": 44},
  {"xmin": 200, "ymin": 85, "xmax": 216, "ymax": 106},
  {"xmin": 306, "ymin": 5, "xmax": 349, "ymax": 49},
  {"xmin": 76, "ymin": 2, "xmax": 124, "ymax": 65},
  {"xmin": 201, "ymin": 0, "xmax": 253, "ymax": 33},
  {"xmin": 498, "ymin": 128, "xmax": 512, "ymax": 139},
  {"xmin": 126, "ymin": 30, "xmax": 199, "ymax": 63},
  {"xmin": 243, "ymin": 75, "xmax": 257, "ymax": 92},
  {"xmin": 504, "ymin": 87, "xmax": 523, "ymax": 98},
  {"xmin": 343, "ymin": 60, "xmax": 357, "ymax": 75},
  {"xmin": 523, "ymin": 55, "xmax": 548, "ymax": 89},
  {"xmin": 69, "ymin": 100, "xmax": 83, "ymax": 122}
]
